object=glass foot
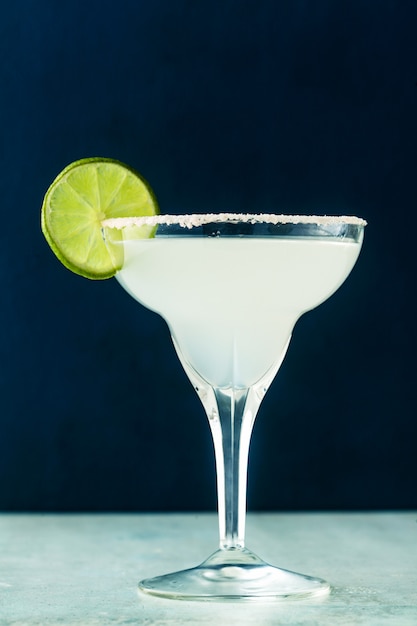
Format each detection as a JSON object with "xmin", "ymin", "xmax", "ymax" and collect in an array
[{"xmin": 138, "ymin": 548, "xmax": 330, "ymax": 601}]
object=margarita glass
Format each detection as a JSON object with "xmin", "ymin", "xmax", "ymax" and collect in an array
[{"xmin": 104, "ymin": 212, "xmax": 365, "ymax": 600}]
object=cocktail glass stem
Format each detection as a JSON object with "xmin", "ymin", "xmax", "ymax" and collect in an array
[
  {"xmin": 210, "ymin": 386, "xmax": 254, "ymax": 550},
  {"xmin": 174, "ymin": 338, "xmax": 283, "ymax": 553}
]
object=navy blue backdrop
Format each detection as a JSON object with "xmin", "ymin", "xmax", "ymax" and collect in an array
[{"xmin": 1, "ymin": 1, "xmax": 416, "ymax": 511}]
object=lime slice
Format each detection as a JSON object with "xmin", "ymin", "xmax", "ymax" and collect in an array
[{"xmin": 41, "ymin": 157, "xmax": 159, "ymax": 279}]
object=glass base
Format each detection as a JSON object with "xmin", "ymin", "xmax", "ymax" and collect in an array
[{"xmin": 138, "ymin": 548, "xmax": 330, "ymax": 601}]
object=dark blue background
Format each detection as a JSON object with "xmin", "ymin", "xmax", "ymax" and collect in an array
[{"xmin": 1, "ymin": 1, "xmax": 416, "ymax": 511}]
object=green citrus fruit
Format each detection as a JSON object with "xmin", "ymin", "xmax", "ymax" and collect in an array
[{"xmin": 41, "ymin": 157, "xmax": 159, "ymax": 279}]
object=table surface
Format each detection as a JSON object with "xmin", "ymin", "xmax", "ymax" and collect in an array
[{"xmin": 0, "ymin": 512, "xmax": 416, "ymax": 625}]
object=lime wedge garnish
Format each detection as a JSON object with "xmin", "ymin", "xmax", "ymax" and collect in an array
[{"xmin": 41, "ymin": 157, "xmax": 159, "ymax": 279}]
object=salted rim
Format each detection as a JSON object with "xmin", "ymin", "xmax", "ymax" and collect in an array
[{"xmin": 102, "ymin": 213, "xmax": 367, "ymax": 230}]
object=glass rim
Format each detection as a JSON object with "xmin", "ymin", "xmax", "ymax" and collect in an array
[{"xmin": 102, "ymin": 212, "xmax": 367, "ymax": 230}]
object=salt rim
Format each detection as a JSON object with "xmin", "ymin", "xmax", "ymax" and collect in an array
[{"xmin": 102, "ymin": 213, "xmax": 367, "ymax": 230}]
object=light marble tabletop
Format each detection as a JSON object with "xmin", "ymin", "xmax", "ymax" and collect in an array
[{"xmin": 0, "ymin": 512, "xmax": 416, "ymax": 625}]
